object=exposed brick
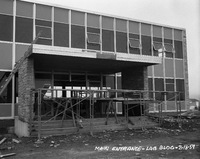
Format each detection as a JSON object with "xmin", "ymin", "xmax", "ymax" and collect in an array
[
  {"xmin": 18, "ymin": 57, "xmax": 35, "ymax": 123},
  {"xmin": 122, "ymin": 66, "xmax": 148, "ymax": 98}
]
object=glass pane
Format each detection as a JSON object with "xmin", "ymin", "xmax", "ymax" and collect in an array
[
  {"xmin": 129, "ymin": 38, "xmax": 140, "ymax": 48},
  {"xmin": 36, "ymin": 26, "xmax": 51, "ymax": 38},
  {"xmin": 116, "ymin": 32, "xmax": 127, "ymax": 53},
  {"xmin": 165, "ymin": 43, "xmax": 174, "ymax": 52},
  {"xmin": 141, "ymin": 36, "xmax": 151, "ymax": 56},
  {"xmin": 102, "ymin": 30, "xmax": 114, "ymax": 52},
  {"xmin": 0, "ymin": 15, "xmax": 13, "ymax": 41},
  {"xmin": 54, "ymin": 22, "xmax": 69, "ymax": 47},
  {"xmin": 71, "ymin": 25, "xmax": 85, "ymax": 49},
  {"xmin": 153, "ymin": 41, "xmax": 162, "ymax": 50},
  {"xmin": 16, "ymin": 17, "xmax": 33, "ymax": 43},
  {"xmin": 174, "ymin": 40, "xmax": 183, "ymax": 59},
  {"xmin": 87, "ymin": 32, "xmax": 100, "ymax": 44}
]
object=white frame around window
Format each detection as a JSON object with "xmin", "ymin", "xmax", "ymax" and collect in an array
[
  {"xmin": 129, "ymin": 38, "xmax": 140, "ymax": 49},
  {"xmin": 36, "ymin": 25, "xmax": 52, "ymax": 40},
  {"xmin": 87, "ymin": 32, "xmax": 101, "ymax": 44}
]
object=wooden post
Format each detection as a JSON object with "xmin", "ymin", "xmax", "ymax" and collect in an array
[{"xmin": 38, "ymin": 89, "xmax": 42, "ymax": 141}]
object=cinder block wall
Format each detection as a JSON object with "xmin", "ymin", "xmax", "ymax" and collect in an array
[
  {"xmin": 122, "ymin": 66, "xmax": 148, "ymax": 94},
  {"xmin": 18, "ymin": 57, "xmax": 35, "ymax": 123}
]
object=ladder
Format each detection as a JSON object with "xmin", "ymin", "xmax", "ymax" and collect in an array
[{"xmin": 0, "ymin": 32, "xmax": 41, "ymax": 96}]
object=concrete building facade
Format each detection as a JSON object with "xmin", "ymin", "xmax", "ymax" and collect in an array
[{"xmin": 0, "ymin": 0, "xmax": 189, "ymax": 136}]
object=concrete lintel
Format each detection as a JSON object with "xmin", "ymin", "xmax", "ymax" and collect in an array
[{"xmin": 32, "ymin": 44, "xmax": 162, "ymax": 64}]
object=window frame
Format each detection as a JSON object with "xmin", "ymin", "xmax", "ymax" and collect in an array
[
  {"xmin": 129, "ymin": 38, "xmax": 140, "ymax": 49},
  {"xmin": 87, "ymin": 32, "xmax": 101, "ymax": 45}
]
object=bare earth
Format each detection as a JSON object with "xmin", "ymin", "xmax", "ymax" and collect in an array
[{"xmin": 0, "ymin": 119, "xmax": 200, "ymax": 159}]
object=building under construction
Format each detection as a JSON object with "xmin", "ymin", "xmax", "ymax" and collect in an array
[{"xmin": 0, "ymin": 0, "xmax": 189, "ymax": 137}]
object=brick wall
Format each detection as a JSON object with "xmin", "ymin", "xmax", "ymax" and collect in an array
[
  {"xmin": 121, "ymin": 66, "xmax": 148, "ymax": 95},
  {"xmin": 18, "ymin": 57, "xmax": 35, "ymax": 123}
]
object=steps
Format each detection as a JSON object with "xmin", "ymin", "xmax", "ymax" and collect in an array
[{"xmin": 31, "ymin": 116, "xmax": 159, "ymax": 137}]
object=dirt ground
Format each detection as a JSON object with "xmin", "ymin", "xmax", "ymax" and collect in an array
[{"xmin": 0, "ymin": 119, "xmax": 200, "ymax": 159}]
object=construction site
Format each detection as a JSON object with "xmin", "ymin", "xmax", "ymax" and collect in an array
[{"xmin": 0, "ymin": 0, "xmax": 189, "ymax": 139}]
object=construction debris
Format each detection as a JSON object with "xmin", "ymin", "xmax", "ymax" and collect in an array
[
  {"xmin": 0, "ymin": 138, "xmax": 6, "ymax": 145},
  {"xmin": 0, "ymin": 153, "xmax": 16, "ymax": 158},
  {"xmin": 12, "ymin": 139, "xmax": 21, "ymax": 144}
]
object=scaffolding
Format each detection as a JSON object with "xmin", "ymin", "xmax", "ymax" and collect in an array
[{"xmin": 30, "ymin": 87, "xmax": 182, "ymax": 140}]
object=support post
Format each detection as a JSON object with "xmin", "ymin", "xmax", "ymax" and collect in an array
[{"xmin": 38, "ymin": 89, "xmax": 42, "ymax": 141}]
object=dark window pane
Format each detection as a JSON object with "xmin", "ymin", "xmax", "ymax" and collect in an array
[
  {"xmin": 103, "ymin": 76, "xmax": 115, "ymax": 89},
  {"xmin": 176, "ymin": 79, "xmax": 185, "ymax": 100},
  {"xmin": 71, "ymin": 25, "xmax": 85, "ymax": 49},
  {"xmin": 54, "ymin": 22, "xmax": 69, "ymax": 47},
  {"xmin": 142, "ymin": 35, "xmax": 151, "ymax": 56},
  {"xmin": 36, "ymin": 26, "xmax": 51, "ymax": 38},
  {"xmin": 36, "ymin": 38, "xmax": 52, "ymax": 45},
  {"xmin": 166, "ymin": 79, "xmax": 174, "ymax": 83},
  {"xmin": 16, "ymin": 17, "xmax": 33, "ymax": 43},
  {"xmin": 153, "ymin": 37, "xmax": 162, "ymax": 42},
  {"xmin": 164, "ymin": 39, "xmax": 172, "ymax": 44},
  {"xmin": 148, "ymin": 78, "xmax": 153, "ymax": 90},
  {"xmin": 174, "ymin": 40, "xmax": 183, "ymax": 59},
  {"xmin": 0, "ymin": 72, "xmax": 12, "ymax": 103},
  {"xmin": 117, "ymin": 76, "xmax": 121, "ymax": 89},
  {"xmin": 166, "ymin": 84, "xmax": 174, "ymax": 91},
  {"xmin": 35, "ymin": 19, "xmax": 52, "ymax": 27},
  {"xmin": 166, "ymin": 92, "xmax": 175, "ymax": 100},
  {"xmin": 129, "ymin": 34, "xmax": 139, "ymax": 39},
  {"xmin": 102, "ymin": 30, "xmax": 114, "ymax": 52},
  {"xmin": 155, "ymin": 78, "xmax": 164, "ymax": 91},
  {"xmin": 155, "ymin": 92, "xmax": 164, "ymax": 101},
  {"xmin": 116, "ymin": 31, "xmax": 127, "ymax": 53},
  {"xmin": 148, "ymin": 78, "xmax": 153, "ymax": 98},
  {"xmin": 0, "ymin": 14, "xmax": 13, "ymax": 41},
  {"xmin": 87, "ymin": 27, "xmax": 100, "ymax": 33},
  {"xmin": 87, "ymin": 33, "xmax": 100, "ymax": 44}
]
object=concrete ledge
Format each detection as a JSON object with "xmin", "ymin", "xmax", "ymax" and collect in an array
[{"xmin": 14, "ymin": 116, "xmax": 30, "ymax": 137}]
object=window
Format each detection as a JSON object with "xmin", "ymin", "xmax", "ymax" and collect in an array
[
  {"xmin": 153, "ymin": 41, "xmax": 163, "ymax": 51},
  {"xmin": 141, "ymin": 36, "xmax": 151, "ymax": 56},
  {"xmin": 0, "ymin": 71, "xmax": 12, "ymax": 103},
  {"xmin": 148, "ymin": 78, "xmax": 153, "ymax": 98},
  {"xmin": 174, "ymin": 40, "xmax": 183, "ymax": 59},
  {"xmin": 87, "ymin": 32, "xmax": 100, "ymax": 44},
  {"xmin": 0, "ymin": 14, "xmax": 13, "ymax": 41},
  {"xmin": 155, "ymin": 78, "xmax": 164, "ymax": 100},
  {"xmin": 153, "ymin": 37, "xmax": 162, "ymax": 56},
  {"xmin": 35, "ymin": 20, "xmax": 52, "ymax": 45},
  {"xmin": 164, "ymin": 39, "xmax": 174, "ymax": 58},
  {"xmin": 16, "ymin": 17, "xmax": 33, "ymax": 43},
  {"xmin": 176, "ymin": 79, "xmax": 185, "ymax": 100},
  {"xmin": 102, "ymin": 30, "xmax": 114, "ymax": 52},
  {"xmin": 129, "ymin": 34, "xmax": 140, "ymax": 54},
  {"xmin": 116, "ymin": 32, "xmax": 127, "ymax": 53},
  {"xmin": 165, "ymin": 79, "xmax": 175, "ymax": 100},
  {"xmin": 71, "ymin": 25, "xmax": 85, "ymax": 49},
  {"xmin": 54, "ymin": 22, "xmax": 69, "ymax": 47},
  {"xmin": 129, "ymin": 38, "xmax": 140, "ymax": 49}
]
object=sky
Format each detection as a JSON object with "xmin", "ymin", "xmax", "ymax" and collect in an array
[{"xmin": 25, "ymin": 0, "xmax": 200, "ymax": 100}]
